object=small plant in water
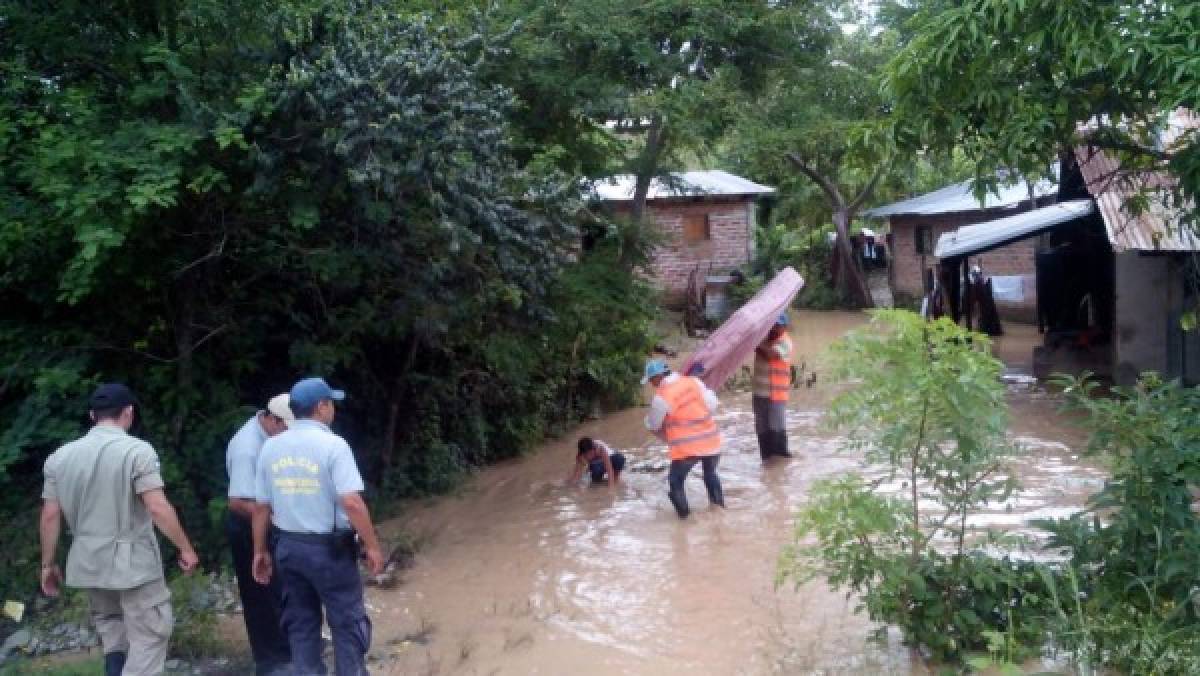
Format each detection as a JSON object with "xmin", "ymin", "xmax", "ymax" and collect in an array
[{"xmin": 779, "ymin": 310, "xmax": 1045, "ymax": 660}]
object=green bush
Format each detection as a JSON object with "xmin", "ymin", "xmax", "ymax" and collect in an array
[
  {"xmin": 781, "ymin": 310, "xmax": 1032, "ymax": 660},
  {"xmin": 166, "ymin": 574, "xmax": 222, "ymax": 659},
  {"xmin": 1033, "ymin": 373, "xmax": 1200, "ymax": 674}
]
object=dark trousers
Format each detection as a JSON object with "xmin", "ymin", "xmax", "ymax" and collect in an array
[
  {"xmin": 589, "ymin": 452, "xmax": 626, "ymax": 483},
  {"xmin": 752, "ymin": 396, "xmax": 790, "ymax": 459},
  {"xmin": 227, "ymin": 514, "xmax": 291, "ymax": 675},
  {"xmin": 276, "ymin": 534, "xmax": 371, "ymax": 676},
  {"xmin": 667, "ymin": 454, "xmax": 724, "ymax": 518}
]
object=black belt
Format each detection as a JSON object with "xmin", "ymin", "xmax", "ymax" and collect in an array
[{"xmin": 276, "ymin": 529, "xmax": 354, "ymax": 543}]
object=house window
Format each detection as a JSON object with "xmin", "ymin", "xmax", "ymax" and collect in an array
[
  {"xmin": 683, "ymin": 213, "xmax": 711, "ymax": 244},
  {"xmin": 914, "ymin": 225, "xmax": 933, "ymax": 254}
]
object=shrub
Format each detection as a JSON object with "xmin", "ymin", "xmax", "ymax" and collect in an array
[
  {"xmin": 1034, "ymin": 373, "xmax": 1200, "ymax": 674},
  {"xmin": 780, "ymin": 310, "xmax": 1034, "ymax": 660},
  {"xmin": 166, "ymin": 574, "xmax": 222, "ymax": 659}
]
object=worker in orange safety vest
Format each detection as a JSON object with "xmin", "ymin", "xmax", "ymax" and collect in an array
[
  {"xmin": 753, "ymin": 313, "xmax": 794, "ymax": 460},
  {"xmin": 642, "ymin": 359, "xmax": 724, "ymax": 519}
]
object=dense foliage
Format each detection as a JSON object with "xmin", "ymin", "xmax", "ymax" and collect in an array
[
  {"xmin": 0, "ymin": 0, "xmax": 656, "ymax": 601},
  {"xmin": 886, "ymin": 0, "xmax": 1200, "ymax": 224},
  {"xmin": 727, "ymin": 223, "xmax": 843, "ymax": 311},
  {"xmin": 493, "ymin": 0, "xmax": 839, "ymax": 218}
]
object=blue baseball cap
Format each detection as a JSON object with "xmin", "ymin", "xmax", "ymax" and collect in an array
[
  {"xmin": 641, "ymin": 359, "xmax": 670, "ymax": 385},
  {"xmin": 289, "ymin": 377, "xmax": 345, "ymax": 409},
  {"xmin": 776, "ymin": 312, "xmax": 790, "ymax": 326}
]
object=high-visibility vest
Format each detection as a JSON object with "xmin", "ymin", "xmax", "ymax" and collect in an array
[
  {"xmin": 658, "ymin": 376, "xmax": 721, "ymax": 460},
  {"xmin": 754, "ymin": 332, "xmax": 793, "ymax": 402}
]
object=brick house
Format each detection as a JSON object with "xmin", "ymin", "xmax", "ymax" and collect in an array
[
  {"xmin": 864, "ymin": 175, "xmax": 1058, "ymax": 322},
  {"xmin": 593, "ymin": 170, "xmax": 774, "ymax": 305},
  {"xmin": 906, "ymin": 142, "xmax": 1200, "ymax": 385}
]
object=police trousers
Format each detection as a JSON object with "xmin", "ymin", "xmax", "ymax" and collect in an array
[
  {"xmin": 276, "ymin": 533, "xmax": 371, "ymax": 675},
  {"xmin": 87, "ymin": 577, "xmax": 173, "ymax": 676}
]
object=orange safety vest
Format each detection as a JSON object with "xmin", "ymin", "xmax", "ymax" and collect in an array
[
  {"xmin": 657, "ymin": 376, "xmax": 721, "ymax": 460},
  {"xmin": 768, "ymin": 332, "xmax": 793, "ymax": 403},
  {"xmin": 754, "ymin": 332, "xmax": 793, "ymax": 402}
]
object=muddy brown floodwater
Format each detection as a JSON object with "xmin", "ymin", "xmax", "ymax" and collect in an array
[{"xmin": 366, "ymin": 311, "xmax": 1100, "ymax": 675}]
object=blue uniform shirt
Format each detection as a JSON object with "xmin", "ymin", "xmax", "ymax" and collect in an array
[
  {"xmin": 226, "ymin": 415, "xmax": 267, "ymax": 499},
  {"xmin": 254, "ymin": 419, "xmax": 365, "ymax": 533}
]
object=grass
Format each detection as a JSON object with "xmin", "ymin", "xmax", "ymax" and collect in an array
[{"xmin": 0, "ymin": 656, "xmax": 102, "ymax": 676}]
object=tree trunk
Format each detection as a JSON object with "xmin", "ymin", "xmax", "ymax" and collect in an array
[
  {"xmin": 832, "ymin": 209, "xmax": 874, "ymax": 308},
  {"xmin": 381, "ymin": 334, "xmax": 422, "ymax": 473},
  {"xmin": 785, "ymin": 153, "xmax": 882, "ymax": 309},
  {"xmin": 631, "ymin": 113, "xmax": 665, "ymax": 223}
]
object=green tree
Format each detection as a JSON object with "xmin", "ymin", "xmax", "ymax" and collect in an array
[
  {"xmin": 495, "ymin": 0, "xmax": 840, "ymax": 219},
  {"xmin": 885, "ymin": 0, "xmax": 1200, "ymax": 219},
  {"xmin": 725, "ymin": 27, "xmax": 902, "ymax": 307}
]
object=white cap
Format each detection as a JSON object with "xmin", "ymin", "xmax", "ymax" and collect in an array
[{"xmin": 266, "ymin": 393, "xmax": 295, "ymax": 426}]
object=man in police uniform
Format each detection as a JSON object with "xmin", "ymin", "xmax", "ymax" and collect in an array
[
  {"xmin": 39, "ymin": 383, "xmax": 200, "ymax": 676},
  {"xmin": 251, "ymin": 377, "xmax": 384, "ymax": 675},
  {"xmin": 753, "ymin": 313, "xmax": 794, "ymax": 460},
  {"xmin": 225, "ymin": 393, "xmax": 294, "ymax": 675},
  {"xmin": 642, "ymin": 359, "xmax": 724, "ymax": 519}
]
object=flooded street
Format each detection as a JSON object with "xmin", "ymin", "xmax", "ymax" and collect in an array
[{"xmin": 368, "ymin": 311, "xmax": 1100, "ymax": 675}]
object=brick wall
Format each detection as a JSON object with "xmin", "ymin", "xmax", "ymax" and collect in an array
[
  {"xmin": 890, "ymin": 212, "xmax": 1039, "ymax": 322},
  {"xmin": 610, "ymin": 199, "xmax": 754, "ymax": 305}
]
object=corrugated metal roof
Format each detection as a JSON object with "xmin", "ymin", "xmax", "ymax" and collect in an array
[
  {"xmin": 1074, "ymin": 147, "xmax": 1200, "ymax": 252},
  {"xmin": 863, "ymin": 173, "xmax": 1057, "ymax": 218},
  {"xmin": 934, "ymin": 200, "xmax": 1095, "ymax": 259},
  {"xmin": 591, "ymin": 170, "xmax": 775, "ymax": 201}
]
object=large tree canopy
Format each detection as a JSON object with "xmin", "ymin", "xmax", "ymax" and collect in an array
[
  {"xmin": 724, "ymin": 26, "xmax": 900, "ymax": 307},
  {"xmin": 493, "ymin": 0, "xmax": 841, "ymax": 217},
  {"xmin": 885, "ymin": 0, "xmax": 1200, "ymax": 212},
  {"xmin": 0, "ymin": 0, "xmax": 656, "ymax": 597}
]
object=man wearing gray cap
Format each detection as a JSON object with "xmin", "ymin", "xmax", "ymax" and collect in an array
[
  {"xmin": 225, "ymin": 393, "xmax": 294, "ymax": 675},
  {"xmin": 251, "ymin": 377, "xmax": 384, "ymax": 676},
  {"xmin": 39, "ymin": 383, "xmax": 199, "ymax": 676}
]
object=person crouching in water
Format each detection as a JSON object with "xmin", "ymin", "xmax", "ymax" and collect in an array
[
  {"xmin": 642, "ymin": 359, "xmax": 724, "ymax": 518},
  {"xmin": 753, "ymin": 313, "xmax": 794, "ymax": 460},
  {"xmin": 565, "ymin": 437, "xmax": 625, "ymax": 487}
]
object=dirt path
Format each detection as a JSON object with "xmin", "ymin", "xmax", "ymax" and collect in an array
[{"xmin": 358, "ymin": 311, "xmax": 1094, "ymax": 675}]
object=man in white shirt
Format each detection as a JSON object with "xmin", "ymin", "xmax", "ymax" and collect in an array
[{"xmin": 225, "ymin": 393, "xmax": 293, "ymax": 675}]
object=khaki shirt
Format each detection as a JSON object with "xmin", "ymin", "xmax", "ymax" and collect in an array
[{"xmin": 43, "ymin": 424, "xmax": 166, "ymax": 590}]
